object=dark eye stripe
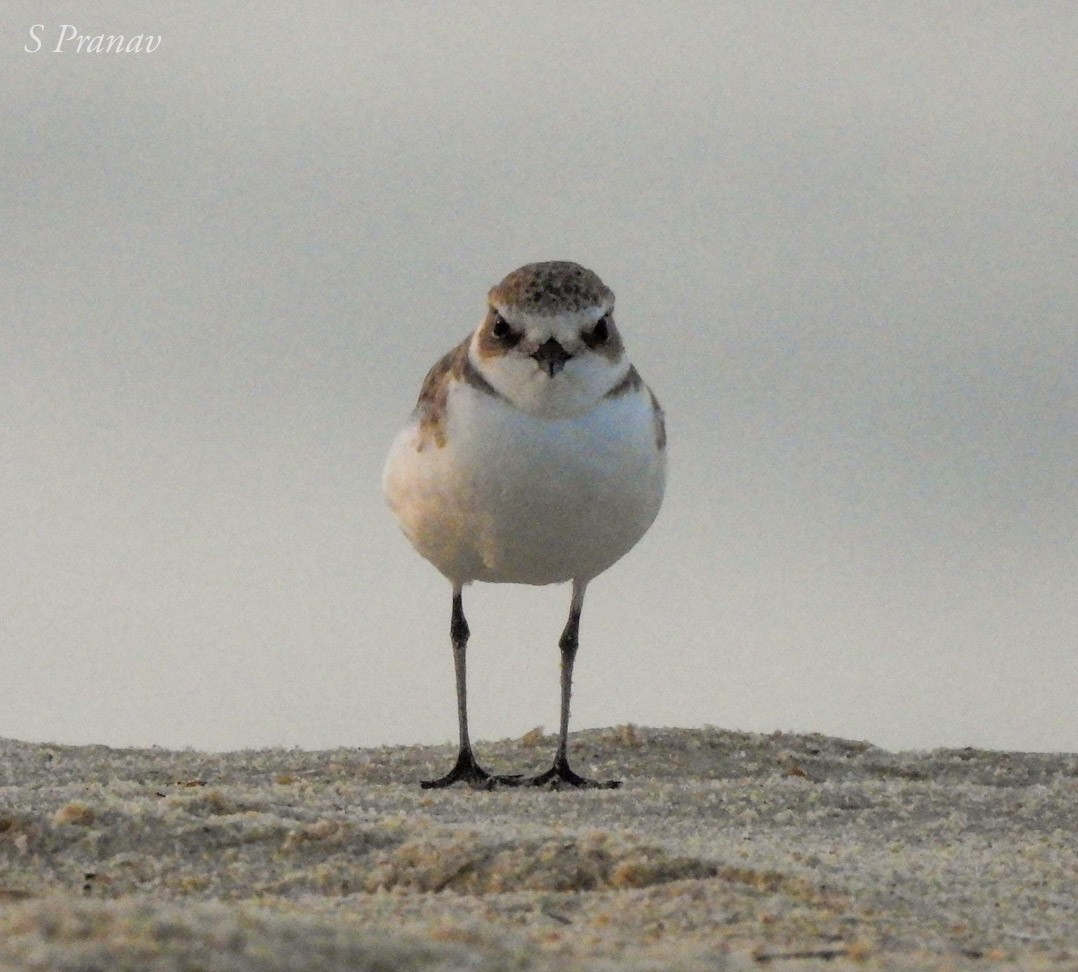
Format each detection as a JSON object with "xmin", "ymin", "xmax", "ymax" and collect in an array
[
  {"xmin": 584, "ymin": 314, "xmax": 611, "ymax": 347},
  {"xmin": 491, "ymin": 313, "xmax": 521, "ymax": 346}
]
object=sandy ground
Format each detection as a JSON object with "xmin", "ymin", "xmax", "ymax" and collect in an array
[{"xmin": 0, "ymin": 726, "xmax": 1075, "ymax": 971}]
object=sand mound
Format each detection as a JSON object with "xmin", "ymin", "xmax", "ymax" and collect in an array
[
  {"xmin": 1, "ymin": 727, "xmax": 1075, "ymax": 971},
  {"xmin": 3, "ymin": 784, "xmax": 714, "ymax": 900},
  {"xmin": 0, "ymin": 896, "xmax": 547, "ymax": 972}
]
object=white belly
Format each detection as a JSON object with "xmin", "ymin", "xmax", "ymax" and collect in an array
[{"xmin": 383, "ymin": 382, "xmax": 666, "ymax": 586}]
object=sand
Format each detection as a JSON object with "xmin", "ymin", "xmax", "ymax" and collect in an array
[{"xmin": 0, "ymin": 726, "xmax": 1075, "ymax": 971}]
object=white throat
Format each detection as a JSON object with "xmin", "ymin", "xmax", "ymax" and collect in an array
[{"xmin": 469, "ymin": 326, "xmax": 629, "ymax": 419}]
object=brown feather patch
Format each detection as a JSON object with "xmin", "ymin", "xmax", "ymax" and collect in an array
[{"xmin": 413, "ymin": 336, "xmax": 506, "ymax": 450}]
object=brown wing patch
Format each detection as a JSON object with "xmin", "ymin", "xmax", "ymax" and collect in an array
[
  {"xmin": 414, "ymin": 337, "xmax": 469, "ymax": 450},
  {"xmin": 413, "ymin": 335, "xmax": 507, "ymax": 450}
]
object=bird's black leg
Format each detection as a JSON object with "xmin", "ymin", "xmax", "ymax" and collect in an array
[
  {"xmin": 421, "ymin": 587, "xmax": 522, "ymax": 789},
  {"xmin": 528, "ymin": 581, "xmax": 621, "ymax": 789}
]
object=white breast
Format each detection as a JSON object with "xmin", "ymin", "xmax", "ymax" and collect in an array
[{"xmin": 383, "ymin": 380, "xmax": 666, "ymax": 586}]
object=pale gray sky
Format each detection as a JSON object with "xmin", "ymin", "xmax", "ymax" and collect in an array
[{"xmin": 3, "ymin": 2, "xmax": 1075, "ymax": 753}]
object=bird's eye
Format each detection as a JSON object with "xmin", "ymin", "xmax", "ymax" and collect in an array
[
  {"xmin": 589, "ymin": 314, "xmax": 611, "ymax": 344},
  {"xmin": 492, "ymin": 313, "xmax": 514, "ymax": 340},
  {"xmin": 490, "ymin": 313, "xmax": 522, "ymax": 347}
]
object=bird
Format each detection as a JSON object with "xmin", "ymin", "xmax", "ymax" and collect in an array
[{"xmin": 383, "ymin": 260, "xmax": 666, "ymax": 788}]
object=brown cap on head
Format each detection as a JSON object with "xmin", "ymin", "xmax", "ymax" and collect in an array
[{"xmin": 488, "ymin": 261, "xmax": 614, "ymax": 315}]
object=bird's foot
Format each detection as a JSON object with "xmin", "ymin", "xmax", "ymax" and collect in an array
[
  {"xmin": 420, "ymin": 748, "xmax": 523, "ymax": 790},
  {"xmin": 526, "ymin": 754, "xmax": 621, "ymax": 790}
]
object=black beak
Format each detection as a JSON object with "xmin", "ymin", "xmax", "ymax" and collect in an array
[{"xmin": 531, "ymin": 337, "xmax": 572, "ymax": 377}]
